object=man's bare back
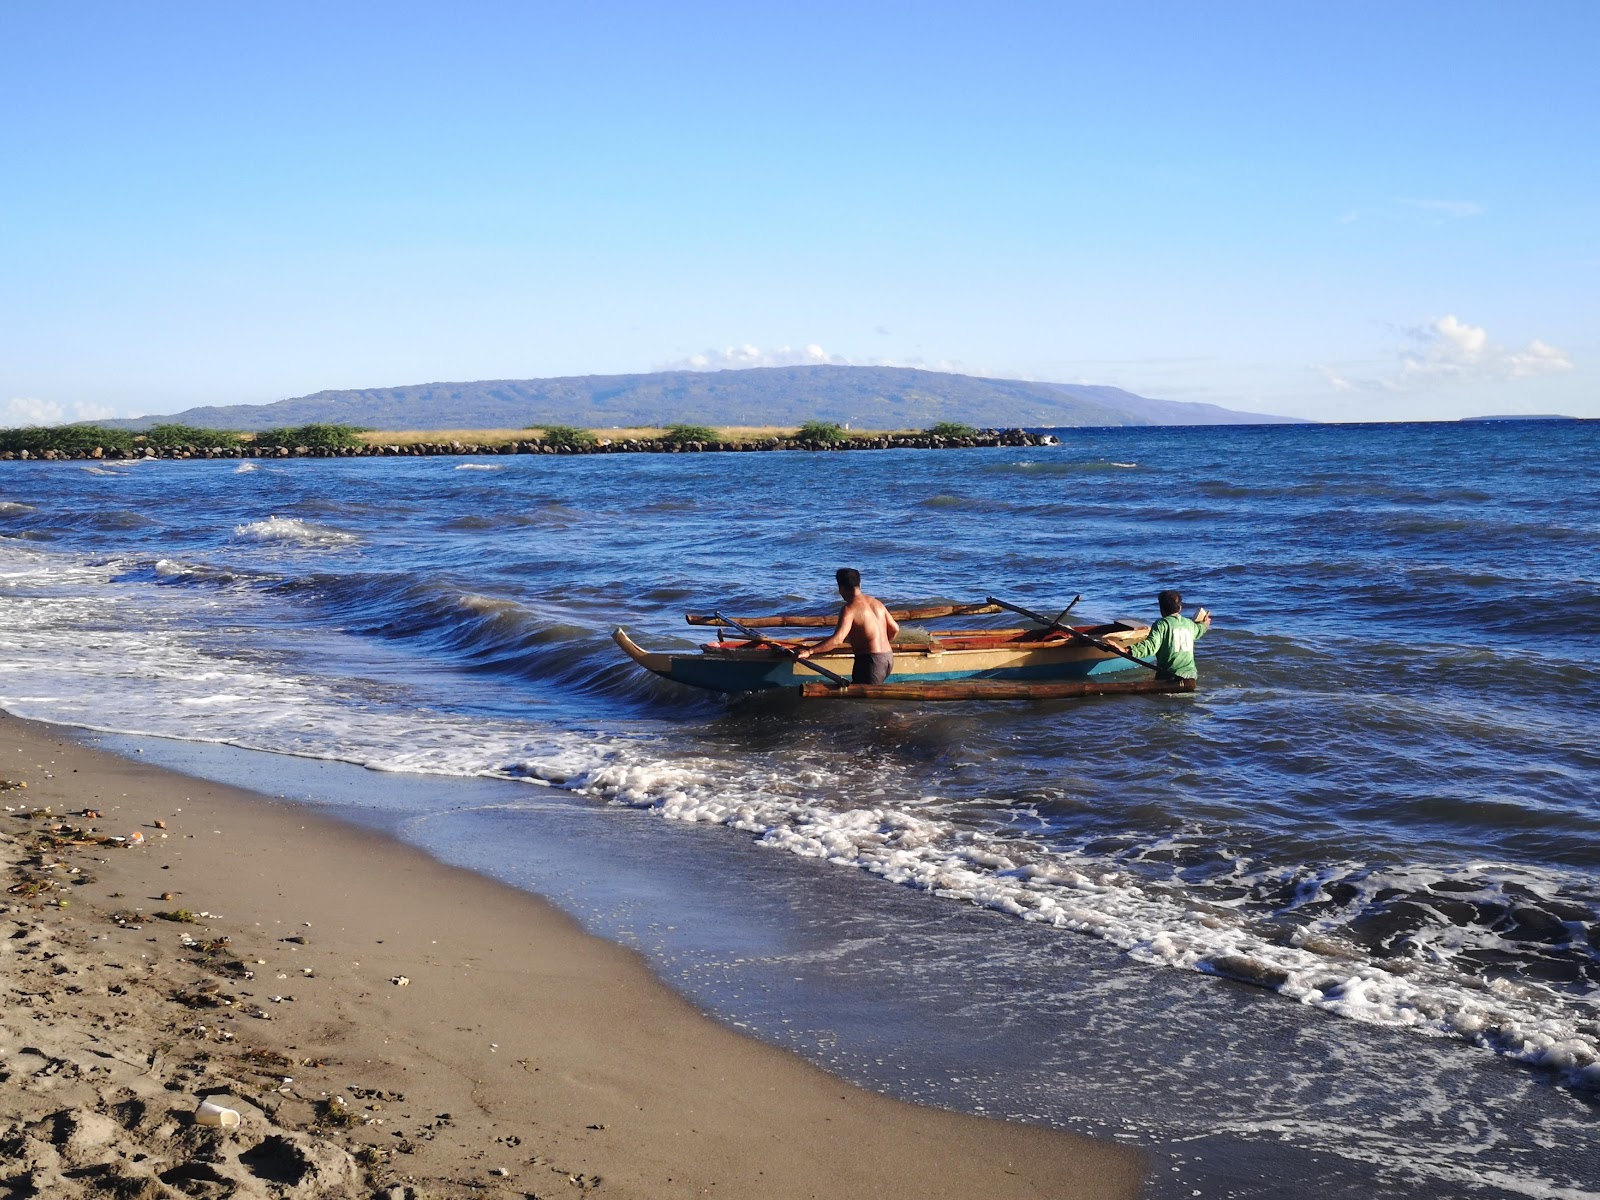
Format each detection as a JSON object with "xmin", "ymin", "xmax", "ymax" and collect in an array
[
  {"xmin": 829, "ymin": 592, "xmax": 898, "ymax": 653},
  {"xmin": 796, "ymin": 569, "xmax": 899, "ymax": 683}
]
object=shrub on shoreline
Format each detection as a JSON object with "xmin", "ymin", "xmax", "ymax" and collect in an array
[
  {"xmin": 926, "ymin": 421, "xmax": 977, "ymax": 437},
  {"xmin": 539, "ymin": 425, "xmax": 596, "ymax": 448},
  {"xmin": 0, "ymin": 424, "xmax": 136, "ymax": 455},
  {"xmin": 797, "ymin": 420, "xmax": 848, "ymax": 444},
  {"xmin": 664, "ymin": 423, "xmax": 719, "ymax": 445},
  {"xmin": 251, "ymin": 423, "xmax": 366, "ymax": 450},
  {"xmin": 144, "ymin": 423, "xmax": 243, "ymax": 448}
]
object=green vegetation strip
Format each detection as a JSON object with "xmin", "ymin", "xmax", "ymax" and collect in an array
[{"xmin": 0, "ymin": 421, "xmax": 1053, "ymax": 460}]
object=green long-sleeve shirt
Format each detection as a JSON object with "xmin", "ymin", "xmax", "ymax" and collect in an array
[{"xmin": 1123, "ymin": 613, "xmax": 1208, "ymax": 679}]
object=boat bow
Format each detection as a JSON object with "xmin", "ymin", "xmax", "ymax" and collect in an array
[{"xmin": 612, "ymin": 627, "xmax": 674, "ymax": 679}]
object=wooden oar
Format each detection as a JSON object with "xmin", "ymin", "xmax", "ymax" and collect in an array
[
  {"xmin": 985, "ymin": 596, "xmax": 1167, "ymax": 676},
  {"xmin": 1048, "ymin": 594, "xmax": 1083, "ymax": 627},
  {"xmin": 712, "ymin": 611, "xmax": 852, "ymax": 688}
]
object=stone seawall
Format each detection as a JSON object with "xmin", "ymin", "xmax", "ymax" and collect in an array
[{"xmin": 0, "ymin": 430, "xmax": 1058, "ymax": 461}]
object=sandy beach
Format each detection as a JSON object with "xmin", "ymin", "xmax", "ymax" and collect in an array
[{"xmin": 0, "ymin": 711, "xmax": 1142, "ymax": 1199}]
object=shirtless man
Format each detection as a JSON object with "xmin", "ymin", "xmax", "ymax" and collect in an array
[{"xmin": 796, "ymin": 568, "xmax": 900, "ymax": 684}]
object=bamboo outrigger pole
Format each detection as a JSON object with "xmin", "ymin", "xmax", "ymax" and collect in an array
[
  {"xmin": 686, "ymin": 601, "xmax": 1003, "ymax": 628},
  {"xmin": 799, "ymin": 677, "xmax": 1195, "ymax": 701}
]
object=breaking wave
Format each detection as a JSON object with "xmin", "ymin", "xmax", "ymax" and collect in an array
[{"xmin": 233, "ymin": 515, "xmax": 358, "ymax": 547}]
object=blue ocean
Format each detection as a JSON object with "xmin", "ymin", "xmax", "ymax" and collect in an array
[{"xmin": 2, "ymin": 419, "xmax": 1596, "ymax": 1198}]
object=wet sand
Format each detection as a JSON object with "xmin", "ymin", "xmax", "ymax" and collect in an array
[{"xmin": 0, "ymin": 711, "xmax": 1143, "ymax": 1199}]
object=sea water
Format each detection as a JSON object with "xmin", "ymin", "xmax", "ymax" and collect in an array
[{"xmin": 2, "ymin": 420, "xmax": 1596, "ymax": 1198}]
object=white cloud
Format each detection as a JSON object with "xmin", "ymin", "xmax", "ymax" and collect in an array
[
  {"xmin": 1315, "ymin": 365, "xmax": 1356, "ymax": 392},
  {"xmin": 3, "ymin": 397, "xmax": 119, "ymax": 426},
  {"xmin": 1315, "ymin": 316, "xmax": 1574, "ymax": 394},
  {"xmin": 668, "ymin": 343, "xmax": 846, "ymax": 370},
  {"xmin": 656, "ymin": 343, "xmax": 974, "ymax": 375}
]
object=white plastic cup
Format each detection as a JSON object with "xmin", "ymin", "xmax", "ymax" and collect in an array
[{"xmin": 195, "ymin": 1100, "xmax": 241, "ymax": 1129}]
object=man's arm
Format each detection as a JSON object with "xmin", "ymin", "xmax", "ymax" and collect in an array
[
  {"xmin": 797, "ymin": 608, "xmax": 854, "ymax": 659},
  {"xmin": 883, "ymin": 605, "xmax": 900, "ymax": 642},
  {"xmin": 1123, "ymin": 617, "xmax": 1168, "ymax": 661}
]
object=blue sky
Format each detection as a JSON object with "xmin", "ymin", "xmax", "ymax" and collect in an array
[{"xmin": 3, "ymin": 2, "xmax": 1595, "ymax": 423}]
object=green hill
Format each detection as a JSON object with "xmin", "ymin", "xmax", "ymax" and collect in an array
[{"xmin": 104, "ymin": 366, "xmax": 1302, "ymax": 432}]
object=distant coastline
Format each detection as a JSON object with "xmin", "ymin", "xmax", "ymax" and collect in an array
[
  {"xmin": 94, "ymin": 364, "xmax": 1304, "ymax": 433},
  {"xmin": 0, "ymin": 424, "xmax": 1059, "ymax": 462},
  {"xmin": 1459, "ymin": 413, "xmax": 1578, "ymax": 421}
]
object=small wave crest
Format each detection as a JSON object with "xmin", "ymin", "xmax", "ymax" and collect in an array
[
  {"xmin": 259, "ymin": 571, "xmax": 662, "ymax": 704},
  {"xmin": 914, "ymin": 494, "xmax": 1019, "ymax": 513},
  {"xmin": 153, "ymin": 558, "xmax": 242, "ymax": 587},
  {"xmin": 233, "ymin": 516, "xmax": 358, "ymax": 547}
]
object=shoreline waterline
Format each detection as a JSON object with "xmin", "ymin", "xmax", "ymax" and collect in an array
[
  {"xmin": 16, "ymin": 711, "xmax": 1598, "ymax": 1200},
  {"xmin": 0, "ymin": 710, "xmax": 1144, "ymax": 1199}
]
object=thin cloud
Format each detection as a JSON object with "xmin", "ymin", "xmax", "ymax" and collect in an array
[
  {"xmin": 656, "ymin": 344, "xmax": 974, "ymax": 375},
  {"xmin": 660, "ymin": 344, "xmax": 845, "ymax": 370},
  {"xmin": 2, "ymin": 397, "xmax": 118, "ymax": 426},
  {"xmin": 1336, "ymin": 198, "xmax": 1485, "ymax": 225},
  {"xmin": 1315, "ymin": 316, "xmax": 1573, "ymax": 393},
  {"xmin": 1316, "ymin": 365, "xmax": 1358, "ymax": 392},
  {"xmin": 1401, "ymin": 198, "xmax": 1485, "ymax": 220}
]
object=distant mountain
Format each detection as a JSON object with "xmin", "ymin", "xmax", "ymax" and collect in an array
[{"xmin": 105, "ymin": 366, "xmax": 1305, "ymax": 432}]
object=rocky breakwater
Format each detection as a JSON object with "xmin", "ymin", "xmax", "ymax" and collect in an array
[{"xmin": 0, "ymin": 430, "xmax": 1058, "ymax": 463}]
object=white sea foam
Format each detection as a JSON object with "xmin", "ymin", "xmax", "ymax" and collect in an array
[
  {"xmin": 586, "ymin": 774, "xmax": 1600, "ymax": 1090},
  {"xmin": 154, "ymin": 558, "xmax": 239, "ymax": 586},
  {"xmin": 455, "ymin": 463, "xmax": 502, "ymax": 471},
  {"xmin": 234, "ymin": 462, "xmax": 259, "ymax": 473},
  {"xmin": 233, "ymin": 515, "xmax": 357, "ymax": 546},
  {"xmin": 1, "ymin": 537, "xmax": 1596, "ymax": 1096}
]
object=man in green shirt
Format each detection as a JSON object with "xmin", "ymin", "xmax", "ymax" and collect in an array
[{"xmin": 1123, "ymin": 590, "xmax": 1211, "ymax": 679}]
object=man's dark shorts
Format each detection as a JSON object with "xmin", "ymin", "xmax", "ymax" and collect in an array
[{"xmin": 853, "ymin": 653, "xmax": 894, "ymax": 685}]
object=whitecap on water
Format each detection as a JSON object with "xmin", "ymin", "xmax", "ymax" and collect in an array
[{"xmin": 232, "ymin": 515, "xmax": 357, "ymax": 546}]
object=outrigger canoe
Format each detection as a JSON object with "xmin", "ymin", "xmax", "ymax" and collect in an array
[{"xmin": 612, "ymin": 599, "xmax": 1191, "ymax": 699}]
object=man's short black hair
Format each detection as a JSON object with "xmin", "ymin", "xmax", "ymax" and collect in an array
[
  {"xmin": 836, "ymin": 567, "xmax": 861, "ymax": 596},
  {"xmin": 1158, "ymin": 589, "xmax": 1183, "ymax": 616}
]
